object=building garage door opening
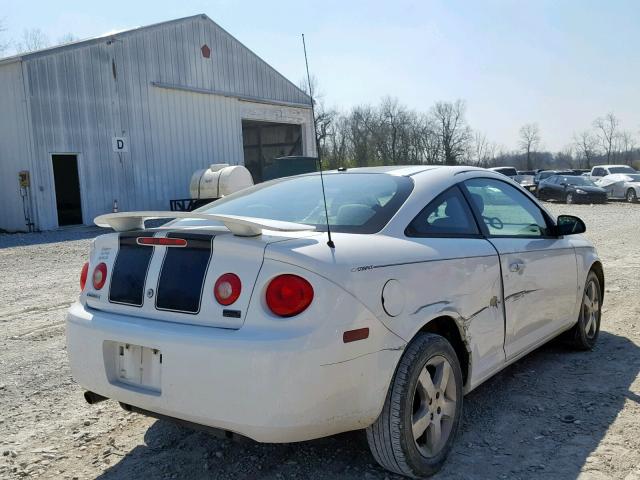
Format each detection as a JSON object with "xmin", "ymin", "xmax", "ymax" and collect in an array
[
  {"xmin": 51, "ymin": 154, "xmax": 83, "ymax": 226},
  {"xmin": 242, "ymin": 121, "xmax": 303, "ymax": 183}
]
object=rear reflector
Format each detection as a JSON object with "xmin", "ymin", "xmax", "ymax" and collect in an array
[
  {"xmin": 343, "ymin": 328, "xmax": 370, "ymax": 343},
  {"xmin": 136, "ymin": 237, "xmax": 187, "ymax": 247}
]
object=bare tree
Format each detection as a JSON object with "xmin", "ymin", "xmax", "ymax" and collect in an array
[
  {"xmin": 617, "ymin": 131, "xmax": 637, "ymax": 165},
  {"xmin": 593, "ymin": 113, "xmax": 619, "ymax": 164},
  {"xmin": 0, "ymin": 18, "xmax": 9, "ymax": 55},
  {"xmin": 298, "ymin": 76, "xmax": 337, "ymax": 161},
  {"xmin": 16, "ymin": 28, "xmax": 49, "ymax": 53},
  {"xmin": 573, "ymin": 131, "xmax": 597, "ymax": 169},
  {"xmin": 472, "ymin": 132, "xmax": 493, "ymax": 167},
  {"xmin": 518, "ymin": 123, "xmax": 541, "ymax": 170},
  {"xmin": 57, "ymin": 33, "xmax": 78, "ymax": 45},
  {"xmin": 430, "ymin": 100, "xmax": 471, "ymax": 165}
]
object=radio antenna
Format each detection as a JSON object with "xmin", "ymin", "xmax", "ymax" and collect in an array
[{"xmin": 302, "ymin": 33, "xmax": 335, "ymax": 249}]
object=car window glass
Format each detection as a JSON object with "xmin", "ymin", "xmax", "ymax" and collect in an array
[
  {"xmin": 464, "ymin": 178, "xmax": 550, "ymax": 237},
  {"xmin": 406, "ymin": 187, "xmax": 479, "ymax": 237},
  {"xmin": 191, "ymin": 173, "xmax": 414, "ymax": 234}
]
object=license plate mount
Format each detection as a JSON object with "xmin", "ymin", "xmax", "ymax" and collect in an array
[{"xmin": 116, "ymin": 343, "xmax": 162, "ymax": 392}]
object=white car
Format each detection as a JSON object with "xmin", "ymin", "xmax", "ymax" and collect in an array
[
  {"xmin": 66, "ymin": 166, "xmax": 604, "ymax": 478},
  {"xmin": 589, "ymin": 164, "xmax": 637, "ymax": 181},
  {"xmin": 595, "ymin": 173, "xmax": 640, "ymax": 202}
]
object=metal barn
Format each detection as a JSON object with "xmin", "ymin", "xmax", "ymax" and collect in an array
[{"xmin": 0, "ymin": 14, "xmax": 314, "ymax": 232}]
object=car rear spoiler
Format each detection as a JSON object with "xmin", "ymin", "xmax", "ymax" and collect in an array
[{"xmin": 94, "ymin": 211, "xmax": 315, "ymax": 237}]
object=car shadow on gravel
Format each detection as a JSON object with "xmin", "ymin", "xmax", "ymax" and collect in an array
[{"xmin": 96, "ymin": 331, "xmax": 639, "ymax": 480}]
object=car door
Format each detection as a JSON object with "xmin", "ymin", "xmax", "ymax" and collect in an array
[
  {"xmin": 405, "ymin": 186, "xmax": 506, "ymax": 385},
  {"xmin": 462, "ymin": 178, "xmax": 579, "ymax": 360},
  {"xmin": 545, "ymin": 177, "xmax": 560, "ymax": 200}
]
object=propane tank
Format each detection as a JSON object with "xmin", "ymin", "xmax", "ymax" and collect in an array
[{"xmin": 189, "ymin": 164, "xmax": 254, "ymax": 200}]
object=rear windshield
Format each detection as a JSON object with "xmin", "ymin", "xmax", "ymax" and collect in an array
[
  {"xmin": 558, "ymin": 176, "xmax": 597, "ymax": 186},
  {"xmin": 193, "ymin": 173, "xmax": 414, "ymax": 234},
  {"xmin": 495, "ymin": 168, "xmax": 518, "ymax": 177},
  {"xmin": 609, "ymin": 166, "xmax": 637, "ymax": 174}
]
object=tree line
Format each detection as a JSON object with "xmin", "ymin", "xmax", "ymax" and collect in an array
[
  {"xmin": 0, "ymin": 19, "xmax": 76, "ymax": 56},
  {"xmin": 306, "ymin": 86, "xmax": 640, "ymax": 172}
]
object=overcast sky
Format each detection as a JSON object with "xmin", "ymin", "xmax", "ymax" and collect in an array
[{"xmin": 2, "ymin": 0, "xmax": 639, "ymax": 151}]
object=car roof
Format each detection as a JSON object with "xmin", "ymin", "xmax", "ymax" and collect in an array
[
  {"xmin": 324, "ymin": 165, "xmax": 490, "ymax": 178},
  {"xmin": 325, "ymin": 165, "xmax": 441, "ymax": 176}
]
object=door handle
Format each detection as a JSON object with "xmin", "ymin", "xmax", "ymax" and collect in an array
[{"xmin": 509, "ymin": 261, "xmax": 524, "ymax": 273}]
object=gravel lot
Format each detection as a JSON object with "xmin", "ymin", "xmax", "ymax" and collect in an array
[{"xmin": 1, "ymin": 202, "xmax": 639, "ymax": 480}]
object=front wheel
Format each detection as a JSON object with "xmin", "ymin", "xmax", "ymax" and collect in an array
[
  {"xmin": 627, "ymin": 188, "xmax": 638, "ymax": 203},
  {"xmin": 565, "ymin": 193, "xmax": 574, "ymax": 204},
  {"xmin": 366, "ymin": 333, "xmax": 463, "ymax": 478},
  {"xmin": 567, "ymin": 271, "xmax": 602, "ymax": 350}
]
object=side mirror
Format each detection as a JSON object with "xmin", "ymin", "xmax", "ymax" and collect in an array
[{"xmin": 556, "ymin": 215, "xmax": 586, "ymax": 235}]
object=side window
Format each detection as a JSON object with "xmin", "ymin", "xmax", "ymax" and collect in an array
[
  {"xmin": 593, "ymin": 168, "xmax": 604, "ymax": 176},
  {"xmin": 464, "ymin": 178, "xmax": 551, "ymax": 237},
  {"xmin": 406, "ymin": 187, "xmax": 479, "ymax": 237}
]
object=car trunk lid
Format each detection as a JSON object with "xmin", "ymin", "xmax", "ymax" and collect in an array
[{"xmin": 83, "ymin": 228, "xmax": 306, "ymax": 329}]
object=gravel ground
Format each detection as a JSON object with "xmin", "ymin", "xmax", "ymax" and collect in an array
[{"xmin": 1, "ymin": 202, "xmax": 639, "ymax": 480}]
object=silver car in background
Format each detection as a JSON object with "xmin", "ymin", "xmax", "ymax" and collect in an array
[{"xmin": 596, "ymin": 173, "xmax": 640, "ymax": 203}]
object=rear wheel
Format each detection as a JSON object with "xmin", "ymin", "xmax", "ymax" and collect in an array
[
  {"xmin": 565, "ymin": 193, "xmax": 574, "ymax": 204},
  {"xmin": 627, "ymin": 188, "xmax": 638, "ymax": 203},
  {"xmin": 366, "ymin": 333, "xmax": 463, "ymax": 478},
  {"xmin": 568, "ymin": 271, "xmax": 601, "ymax": 350}
]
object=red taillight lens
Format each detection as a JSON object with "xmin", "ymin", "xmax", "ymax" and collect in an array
[
  {"xmin": 214, "ymin": 273, "xmax": 241, "ymax": 305},
  {"xmin": 265, "ymin": 274, "xmax": 314, "ymax": 317},
  {"xmin": 92, "ymin": 262, "xmax": 108, "ymax": 290},
  {"xmin": 80, "ymin": 262, "xmax": 89, "ymax": 291}
]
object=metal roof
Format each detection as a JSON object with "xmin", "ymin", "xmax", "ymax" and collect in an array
[
  {"xmin": 0, "ymin": 14, "xmax": 310, "ymax": 103},
  {"xmin": 0, "ymin": 15, "xmax": 209, "ymax": 65}
]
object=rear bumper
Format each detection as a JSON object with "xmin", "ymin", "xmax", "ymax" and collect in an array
[{"xmin": 66, "ymin": 302, "xmax": 403, "ymax": 443}]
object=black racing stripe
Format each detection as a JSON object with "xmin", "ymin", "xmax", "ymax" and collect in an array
[
  {"xmin": 155, "ymin": 233, "xmax": 214, "ymax": 314},
  {"xmin": 109, "ymin": 232, "xmax": 155, "ymax": 307}
]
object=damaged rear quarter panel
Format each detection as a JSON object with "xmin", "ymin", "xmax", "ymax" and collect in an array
[{"xmin": 265, "ymin": 234, "xmax": 505, "ymax": 391}]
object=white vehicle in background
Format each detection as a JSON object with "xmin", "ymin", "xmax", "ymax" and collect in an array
[
  {"xmin": 595, "ymin": 173, "xmax": 640, "ymax": 202},
  {"xmin": 66, "ymin": 166, "xmax": 604, "ymax": 478},
  {"xmin": 488, "ymin": 166, "xmax": 536, "ymax": 193},
  {"xmin": 589, "ymin": 164, "xmax": 637, "ymax": 181}
]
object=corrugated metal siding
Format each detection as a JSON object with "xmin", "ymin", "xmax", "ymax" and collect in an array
[
  {"xmin": 2, "ymin": 16, "xmax": 312, "ymax": 231},
  {"xmin": 0, "ymin": 63, "xmax": 34, "ymax": 232}
]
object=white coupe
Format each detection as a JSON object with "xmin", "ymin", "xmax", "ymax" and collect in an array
[{"xmin": 66, "ymin": 166, "xmax": 604, "ymax": 478}]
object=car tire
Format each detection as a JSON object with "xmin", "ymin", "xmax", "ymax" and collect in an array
[
  {"xmin": 567, "ymin": 271, "xmax": 602, "ymax": 350},
  {"xmin": 366, "ymin": 333, "xmax": 463, "ymax": 478},
  {"xmin": 627, "ymin": 189, "xmax": 638, "ymax": 203},
  {"xmin": 565, "ymin": 193, "xmax": 574, "ymax": 204}
]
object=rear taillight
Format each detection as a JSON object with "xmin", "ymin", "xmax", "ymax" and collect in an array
[
  {"xmin": 92, "ymin": 263, "xmax": 108, "ymax": 290},
  {"xmin": 214, "ymin": 273, "xmax": 241, "ymax": 305},
  {"xmin": 80, "ymin": 262, "xmax": 89, "ymax": 291},
  {"xmin": 265, "ymin": 274, "xmax": 314, "ymax": 317}
]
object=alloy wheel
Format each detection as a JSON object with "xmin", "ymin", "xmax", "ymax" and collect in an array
[
  {"xmin": 411, "ymin": 355, "xmax": 457, "ymax": 457},
  {"xmin": 566, "ymin": 193, "xmax": 574, "ymax": 204},
  {"xmin": 627, "ymin": 189, "xmax": 637, "ymax": 203},
  {"xmin": 581, "ymin": 279, "xmax": 600, "ymax": 339}
]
